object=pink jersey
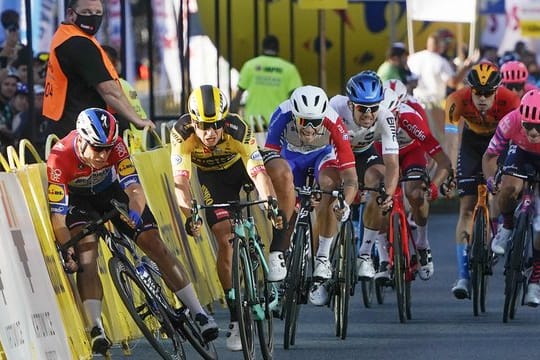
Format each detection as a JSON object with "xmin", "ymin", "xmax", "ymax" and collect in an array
[{"xmin": 486, "ymin": 109, "xmax": 540, "ymax": 155}]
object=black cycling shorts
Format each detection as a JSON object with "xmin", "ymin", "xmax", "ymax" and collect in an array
[
  {"xmin": 197, "ymin": 158, "xmax": 252, "ymax": 227},
  {"xmin": 457, "ymin": 127, "xmax": 492, "ymax": 197},
  {"xmin": 66, "ymin": 182, "xmax": 158, "ymax": 241}
]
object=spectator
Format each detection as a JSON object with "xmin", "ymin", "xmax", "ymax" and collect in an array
[
  {"xmin": 230, "ymin": 34, "xmax": 303, "ymax": 131},
  {"xmin": 0, "ymin": 74, "xmax": 18, "ymax": 151},
  {"xmin": 101, "ymin": 44, "xmax": 146, "ymax": 151},
  {"xmin": 43, "ymin": 0, "xmax": 153, "ymax": 139},
  {"xmin": 0, "ymin": 9, "xmax": 26, "ymax": 80},
  {"xmin": 377, "ymin": 42, "xmax": 409, "ymax": 82},
  {"xmin": 407, "ymin": 31, "xmax": 478, "ymax": 147},
  {"xmin": 33, "ymin": 52, "xmax": 49, "ymax": 86}
]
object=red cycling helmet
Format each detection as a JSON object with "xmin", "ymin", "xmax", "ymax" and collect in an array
[
  {"xmin": 501, "ymin": 61, "xmax": 528, "ymax": 84},
  {"xmin": 520, "ymin": 90, "xmax": 540, "ymax": 123}
]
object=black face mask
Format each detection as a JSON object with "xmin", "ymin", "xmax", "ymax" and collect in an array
[{"xmin": 74, "ymin": 12, "xmax": 103, "ymax": 35}]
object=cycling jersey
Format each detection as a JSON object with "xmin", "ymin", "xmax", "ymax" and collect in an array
[
  {"xmin": 329, "ymin": 94, "xmax": 398, "ymax": 155},
  {"xmin": 486, "ymin": 109, "xmax": 540, "ymax": 156},
  {"xmin": 47, "ymin": 131, "xmax": 139, "ymax": 215},
  {"xmin": 265, "ymin": 99, "xmax": 355, "ymax": 170},
  {"xmin": 445, "ymin": 86, "xmax": 520, "ymax": 136},
  {"xmin": 396, "ymin": 102, "xmax": 442, "ymax": 156},
  {"xmin": 170, "ymin": 113, "xmax": 266, "ymax": 178}
]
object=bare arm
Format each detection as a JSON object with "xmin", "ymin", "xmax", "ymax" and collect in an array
[
  {"xmin": 482, "ymin": 151, "xmax": 499, "ymax": 181},
  {"xmin": 382, "ymin": 153, "xmax": 400, "ymax": 196},
  {"xmin": 431, "ymin": 151, "xmax": 453, "ymax": 187},
  {"xmin": 174, "ymin": 175, "xmax": 193, "ymax": 218},
  {"xmin": 50, "ymin": 212, "xmax": 71, "ymax": 245},
  {"xmin": 96, "ymin": 80, "xmax": 155, "ymax": 129},
  {"xmin": 250, "ymin": 170, "xmax": 277, "ymax": 203},
  {"xmin": 340, "ymin": 167, "xmax": 359, "ymax": 206},
  {"xmin": 123, "ymin": 182, "xmax": 147, "ymax": 215}
]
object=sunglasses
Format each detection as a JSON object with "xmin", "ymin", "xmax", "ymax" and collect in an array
[
  {"xmin": 471, "ymin": 88, "xmax": 496, "ymax": 98},
  {"xmin": 89, "ymin": 143, "xmax": 114, "ymax": 153},
  {"xmin": 522, "ymin": 122, "xmax": 540, "ymax": 133},
  {"xmin": 352, "ymin": 103, "xmax": 379, "ymax": 114},
  {"xmin": 504, "ymin": 83, "xmax": 525, "ymax": 92},
  {"xmin": 194, "ymin": 120, "xmax": 224, "ymax": 131},
  {"xmin": 295, "ymin": 117, "xmax": 324, "ymax": 129}
]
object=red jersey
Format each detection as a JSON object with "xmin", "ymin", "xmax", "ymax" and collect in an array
[
  {"xmin": 396, "ymin": 102, "xmax": 442, "ymax": 157},
  {"xmin": 47, "ymin": 131, "xmax": 140, "ymax": 214}
]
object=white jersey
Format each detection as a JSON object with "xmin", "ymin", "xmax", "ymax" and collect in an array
[{"xmin": 329, "ymin": 94, "xmax": 399, "ymax": 155}]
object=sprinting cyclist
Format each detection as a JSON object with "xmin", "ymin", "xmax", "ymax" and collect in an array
[
  {"xmin": 48, "ymin": 108, "xmax": 218, "ymax": 356},
  {"xmin": 482, "ymin": 89, "xmax": 540, "ymax": 306},
  {"xmin": 376, "ymin": 84, "xmax": 455, "ymax": 280},
  {"xmin": 500, "ymin": 60, "xmax": 537, "ymax": 99},
  {"xmin": 263, "ymin": 85, "xmax": 358, "ymax": 306},
  {"xmin": 445, "ymin": 62, "xmax": 521, "ymax": 299},
  {"xmin": 171, "ymin": 85, "xmax": 284, "ymax": 351},
  {"xmin": 329, "ymin": 71, "xmax": 399, "ymax": 280}
]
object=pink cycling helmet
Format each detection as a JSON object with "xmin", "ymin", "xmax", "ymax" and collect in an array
[
  {"xmin": 501, "ymin": 61, "xmax": 528, "ymax": 84},
  {"xmin": 520, "ymin": 90, "xmax": 540, "ymax": 123}
]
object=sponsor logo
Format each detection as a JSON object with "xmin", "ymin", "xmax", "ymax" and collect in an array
[
  {"xmin": 401, "ymin": 119, "xmax": 426, "ymax": 141},
  {"xmin": 250, "ymin": 151, "xmax": 263, "ymax": 161},
  {"xmin": 171, "ymin": 154, "xmax": 182, "ymax": 165},
  {"xmin": 49, "ymin": 168, "xmax": 62, "ymax": 182},
  {"xmin": 118, "ymin": 158, "xmax": 136, "ymax": 177},
  {"xmin": 48, "ymin": 183, "xmax": 66, "ymax": 203},
  {"xmin": 114, "ymin": 142, "xmax": 128, "ymax": 158}
]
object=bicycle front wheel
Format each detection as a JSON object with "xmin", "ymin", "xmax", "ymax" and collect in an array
[
  {"xmin": 254, "ymin": 238, "xmax": 274, "ymax": 360},
  {"xmin": 333, "ymin": 220, "xmax": 354, "ymax": 339},
  {"xmin": 470, "ymin": 207, "xmax": 488, "ymax": 316},
  {"xmin": 232, "ymin": 237, "xmax": 256, "ymax": 359},
  {"xmin": 109, "ymin": 257, "xmax": 185, "ymax": 360},
  {"xmin": 503, "ymin": 214, "xmax": 529, "ymax": 322},
  {"xmin": 391, "ymin": 213, "xmax": 407, "ymax": 323},
  {"xmin": 282, "ymin": 228, "xmax": 307, "ymax": 349}
]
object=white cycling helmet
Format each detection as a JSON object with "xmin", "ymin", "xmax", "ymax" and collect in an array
[
  {"xmin": 380, "ymin": 87, "xmax": 401, "ymax": 113},
  {"xmin": 76, "ymin": 107, "xmax": 118, "ymax": 147},
  {"xmin": 290, "ymin": 85, "xmax": 329, "ymax": 120},
  {"xmin": 384, "ymin": 79, "xmax": 408, "ymax": 103}
]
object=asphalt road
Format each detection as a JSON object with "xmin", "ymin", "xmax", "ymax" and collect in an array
[{"xmin": 106, "ymin": 212, "xmax": 540, "ymax": 360}]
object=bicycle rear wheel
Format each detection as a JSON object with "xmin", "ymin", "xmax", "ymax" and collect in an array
[
  {"xmin": 109, "ymin": 257, "xmax": 185, "ymax": 360},
  {"xmin": 232, "ymin": 237, "xmax": 256, "ymax": 359},
  {"xmin": 282, "ymin": 228, "xmax": 307, "ymax": 349},
  {"xmin": 254, "ymin": 238, "xmax": 274, "ymax": 360},
  {"xmin": 503, "ymin": 215, "xmax": 529, "ymax": 322},
  {"xmin": 470, "ymin": 207, "xmax": 488, "ymax": 316},
  {"xmin": 391, "ymin": 213, "xmax": 407, "ymax": 323}
]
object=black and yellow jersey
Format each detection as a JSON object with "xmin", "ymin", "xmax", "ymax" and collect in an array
[{"xmin": 170, "ymin": 113, "xmax": 266, "ymax": 178}]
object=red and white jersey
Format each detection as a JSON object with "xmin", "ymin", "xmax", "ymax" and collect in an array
[
  {"xmin": 396, "ymin": 102, "xmax": 442, "ymax": 156},
  {"xmin": 47, "ymin": 131, "xmax": 140, "ymax": 214}
]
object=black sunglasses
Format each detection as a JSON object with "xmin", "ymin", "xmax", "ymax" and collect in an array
[
  {"xmin": 89, "ymin": 143, "xmax": 114, "ymax": 153},
  {"xmin": 471, "ymin": 88, "xmax": 496, "ymax": 98},
  {"xmin": 295, "ymin": 116, "xmax": 324, "ymax": 129},
  {"xmin": 522, "ymin": 122, "xmax": 540, "ymax": 133},
  {"xmin": 194, "ymin": 120, "xmax": 224, "ymax": 131},
  {"xmin": 352, "ymin": 103, "xmax": 379, "ymax": 114},
  {"xmin": 505, "ymin": 83, "xmax": 525, "ymax": 92}
]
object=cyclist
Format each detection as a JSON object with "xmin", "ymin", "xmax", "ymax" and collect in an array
[
  {"xmin": 263, "ymin": 85, "xmax": 358, "ymax": 306},
  {"xmin": 171, "ymin": 85, "xmax": 284, "ymax": 351},
  {"xmin": 47, "ymin": 108, "xmax": 218, "ymax": 356},
  {"xmin": 500, "ymin": 60, "xmax": 538, "ymax": 99},
  {"xmin": 482, "ymin": 90, "xmax": 540, "ymax": 306},
  {"xmin": 329, "ymin": 71, "xmax": 399, "ymax": 281},
  {"xmin": 445, "ymin": 62, "xmax": 521, "ymax": 299},
  {"xmin": 377, "ymin": 83, "xmax": 456, "ymax": 281}
]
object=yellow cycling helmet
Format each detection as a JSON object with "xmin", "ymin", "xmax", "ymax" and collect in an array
[
  {"xmin": 188, "ymin": 85, "xmax": 229, "ymax": 123},
  {"xmin": 467, "ymin": 62, "xmax": 502, "ymax": 93}
]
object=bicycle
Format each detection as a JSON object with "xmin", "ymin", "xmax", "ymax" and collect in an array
[
  {"xmin": 59, "ymin": 200, "xmax": 217, "ymax": 360},
  {"xmin": 191, "ymin": 184, "xmax": 278, "ymax": 360},
  {"xmin": 327, "ymin": 188, "xmax": 357, "ymax": 340},
  {"xmin": 365, "ymin": 173, "xmax": 430, "ymax": 323},
  {"xmin": 500, "ymin": 169, "xmax": 540, "ymax": 323},
  {"xmin": 458, "ymin": 174, "xmax": 495, "ymax": 316}
]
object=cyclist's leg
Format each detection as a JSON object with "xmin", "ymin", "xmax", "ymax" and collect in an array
[
  {"xmin": 66, "ymin": 195, "xmax": 110, "ymax": 354},
  {"xmin": 492, "ymin": 146, "xmax": 526, "ymax": 255}
]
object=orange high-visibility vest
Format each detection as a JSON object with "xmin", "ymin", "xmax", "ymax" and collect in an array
[{"xmin": 43, "ymin": 23, "xmax": 119, "ymax": 121}]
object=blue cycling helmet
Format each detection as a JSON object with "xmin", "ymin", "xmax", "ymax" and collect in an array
[{"xmin": 346, "ymin": 71, "xmax": 384, "ymax": 105}]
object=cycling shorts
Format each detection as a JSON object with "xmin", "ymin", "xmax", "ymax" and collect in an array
[
  {"xmin": 66, "ymin": 182, "xmax": 158, "ymax": 241},
  {"xmin": 457, "ymin": 127, "xmax": 492, "ymax": 197},
  {"xmin": 502, "ymin": 144, "xmax": 540, "ymax": 178},
  {"xmin": 354, "ymin": 144, "xmax": 384, "ymax": 186},
  {"xmin": 197, "ymin": 158, "xmax": 252, "ymax": 227}
]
